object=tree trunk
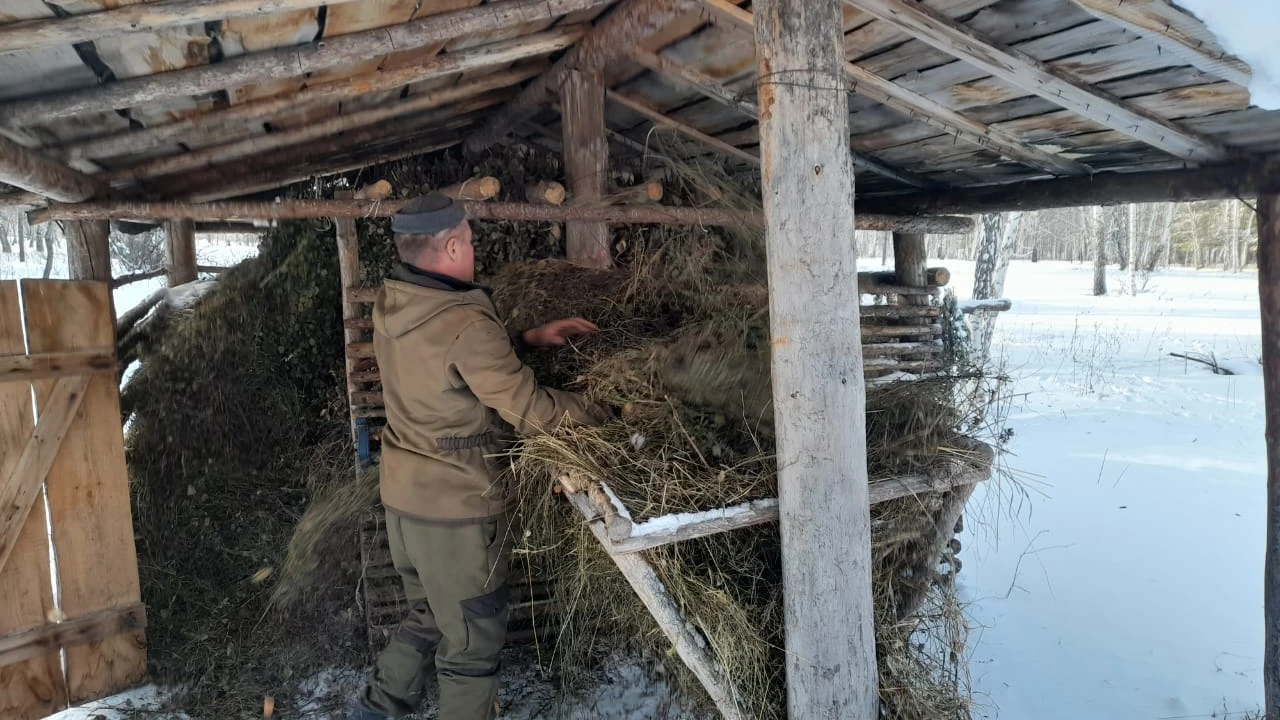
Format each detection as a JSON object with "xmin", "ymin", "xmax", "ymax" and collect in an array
[
  {"xmin": 1160, "ymin": 203, "xmax": 1175, "ymax": 271},
  {"xmin": 42, "ymin": 232, "xmax": 55, "ymax": 279},
  {"xmin": 1257, "ymin": 193, "xmax": 1280, "ymax": 719},
  {"xmin": 971, "ymin": 212, "xmax": 1019, "ymax": 361},
  {"xmin": 1230, "ymin": 200, "xmax": 1242, "ymax": 273},
  {"xmin": 1128, "ymin": 203, "xmax": 1138, "ymax": 295},
  {"xmin": 16, "ymin": 214, "xmax": 24, "ymax": 262},
  {"xmin": 1092, "ymin": 206, "xmax": 1107, "ymax": 296},
  {"xmin": 0, "ymin": 223, "xmax": 8, "ymax": 254}
]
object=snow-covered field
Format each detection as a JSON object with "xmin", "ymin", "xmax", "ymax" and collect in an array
[
  {"xmin": 8, "ymin": 248, "xmax": 1266, "ymax": 719},
  {"xmin": 952, "ymin": 261, "xmax": 1265, "ymax": 720}
]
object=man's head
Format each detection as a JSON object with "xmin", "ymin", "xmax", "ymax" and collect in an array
[{"xmin": 391, "ymin": 192, "xmax": 475, "ymax": 282}]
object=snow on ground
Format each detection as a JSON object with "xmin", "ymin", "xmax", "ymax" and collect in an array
[
  {"xmin": 18, "ymin": 250, "xmax": 1268, "ymax": 719},
  {"xmin": 952, "ymin": 260, "xmax": 1265, "ymax": 720}
]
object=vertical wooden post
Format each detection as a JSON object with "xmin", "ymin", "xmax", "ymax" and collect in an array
[
  {"xmin": 335, "ymin": 190, "xmax": 362, "ymax": 444},
  {"xmin": 754, "ymin": 0, "xmax": 879, "ymax": 716},
  {"xmin": 1259, "ymin": 193, "xmax": 1280, "ymax": 719},
  {"xmin": 893, "ymin": 231, "xmax": 928, "ymax": 317},
  {"xmin": 561, "ymin": 69, "xmax": 611, "ymax": 268},
  {"xmin": 63, "ymin": 220, "xmax": 110, "ymax": 281},
  {"xmin": 165, "ymin": 219, "xmax": 196, "ymax": 287}
]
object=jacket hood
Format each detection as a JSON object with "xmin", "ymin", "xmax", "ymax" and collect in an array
[{"xmin": 377, "ymin": 278, "xmax": 493, "ymax": 338}]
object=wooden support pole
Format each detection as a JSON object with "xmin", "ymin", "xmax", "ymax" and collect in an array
[
  {"xmin": 562, "ymin": 70, "xmax": 611, "ymax": 268},
  {"xmin": 33, "ymin": 199, "xmax": 976, "ymax": 234},
  {"xmin": 165, "ymin": 219, "xmax": 197, "ymax": 287},
  {"xmin": 465, "ymin": 0, "xmax": 695, "ymax": 150},
  {"xmin": 0, "ymin": 136, "xmax": 104, "ymax": 203},
  {"xmin": 1260, "ymin": 193, "xmax": 1280, "ymax": 719},
  {"xmin": 0, "ymin": 0, "xmax": 609, "ymax": 126},
  {"xmin": 893, "ymin": 232, "xmax": 931, "ymax": 327},
  {"xmin": 754, "ymin": 0, "xmax": 878, "ymax": 715},
  {"xmin": 63, "ymin": 220, "xmax": 111, "ymax": 281},
  {"xmin": 335, "ymin": 190, "xmax": 363, "ymax": 445}
]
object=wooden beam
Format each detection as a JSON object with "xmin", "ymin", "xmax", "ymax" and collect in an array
[
  {"xmin": 195, "ymin": 222, "xmax": 267, "ymax": 235},
  {"xmin": 626, "ymin": 47, "xmax": 934, "ymax": 188},
  {"xmin": 0, "ymin": 0, "xmax": 363, "ymax": 55},
  {"xmin": 1261, "ymin": 192, "xmax": 1280, "ymax": 719},
  {"xmin": 1070, "ymin": 0, "xmax": 1251, "ymax": 87},
  {"xmin": 845, "ymin": 0, "xmax": 1233, "ymax": 164},
  {"xmin": 0, "ymin": 602, "xmax": 146, "ymax": 667},
  {"xmin": 0, "ymin": 376, "xmax": 90, "ymax": 574},
  {"xmin": 562, "ymin": 70, "xmax": 612, "ymax": 268},
  {"xmin": 555, "ymin": 477, "xmax": 749, "ymax": 720},
  {"xmin": 0, "ymin": 136, "xmax": 104, "ymax": 203},
  {"xmin": 35, "ymin": 198, "xmax": 977, "ymax": 233},
  {"xmin": 701, "ymin": 0, "xmax": 1089, "ymax": 176},
  {"xmin": 464, "ymin": 0, "xmax": 696, "ymax": 151},
  {"xmin": 108, "ymin": 71, "xmax": 538, "ymax": 185},
  {"xmin": 606, "ymin": 90, "xmax": 760, "ymax": 166},
  {"xmin": 56, "ymin": 29, "xmax": 582, "ymax": 165},
  {"xmin": 165, "ymin": 220, "xmax": 196, "ymax": 287},
  {"xmin": 0, "ymin": 0, "xmax": 609, "ymax": 126},
  {"xmin": 64, "ymin": 220, "xmax": 111, "ymax": 281},
  {"xmin": 860, "ymin": 156, "xmax": 1280, "ymax": 214},
  {"xmin": 0, "ymin": 349, "xmax": 115, "ymax": 383},
  {"xmin": 754, "ymin": 0, "xmax": 878, "ymax": 715}
]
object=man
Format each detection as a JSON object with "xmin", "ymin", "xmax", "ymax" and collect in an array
[{"xmin": 350, "ymin": 192, "xmax": 608, "ymax": 720}]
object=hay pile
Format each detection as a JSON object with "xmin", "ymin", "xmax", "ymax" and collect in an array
[{"xmin": 486, "ymin": 238, "xmax": 987, "ymax": 720}]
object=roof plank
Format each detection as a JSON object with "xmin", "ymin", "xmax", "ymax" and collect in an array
[{"xmin": 844, "ymin": 0, "xmax": 1234, "ymax": 163}]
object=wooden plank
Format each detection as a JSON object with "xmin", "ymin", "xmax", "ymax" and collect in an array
[
  {"xmin": 627, "ymin": 46, "xmax": 934, "ymax": 188},
  {"xmin": 0, "ymin": 0, "xmax": 612, "ymax": 125},
  {"xmin": 21, "ymin": 280, "xmax": 146, "ymax": 704},
  {"xmin": 845, "ymin": 0, "xmax": 1233, "ymax": 164},
  {"xmin": 861, "ymin": 156, "xmax": 1280, "ymax": 214},
  {"xmin": 465, "ymin": 0, "xmax": 695, "ymax": 150},
  {"xmin": 700, "ymin": 0, "xmax": 1090, "ymax": 176},
  {"xmin": 336, "ymin": 190, "xmax": 363, "ymax": 445},
  {"xmin": 0, "ymin": 349, "xmax": 114, "ymax": 383},
  {"xmin": 562, "ymin": 71, "xmax": 612, "ymax": 268},
  {"xmin": 753, "ymin": 0, "xmax": 879, "ymax": 713},
  {"xmin": 0, "ymin": 136, "xmax": 103, "ymax": 204},
  {"xmin": 558, "ymin": 487, "xmax": 749, "ymax": 719},
  {"xmin": 0, "ymin": 375, "xmax": 90, "ymax": 575},
  {"xmin": 0, "ymin": 0, "xmax": 365, "ymax": 54},
  {"xmin": 34, "ymin": 198, "xmax": 976, "ymax": 234},
  {"xmin": 606, "ymin": 89, "xmax": 760, "ymax": 166},
  {"xmin": 109, "ymin": 71, "xmax": 539, "ymax": 185},
  {"xmin": 1261, "ymin": 192, "xmax": 1280, "ymax": 719},
  {"xmin": 165, "ymin": 219, "xmax": 196, "ymax": 287},
  {"xmin": 1070, "ymin": 0, "xmax": 1251, "ymax": 87},
  {"xmin": 0, "ymin": 604, "xmax": 146, "ymax": 668},
  {"xmin": 0, "ymin": 281, "xmax": 66, "ymax": 720}
]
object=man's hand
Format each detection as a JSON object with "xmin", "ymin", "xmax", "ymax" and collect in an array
[{"xmin": 521, "ymin": 318, "xmax": 599, "ymax": 348}]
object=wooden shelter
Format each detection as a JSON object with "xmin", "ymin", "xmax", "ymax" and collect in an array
[{"xmin": 1, "ymin": 0, "xmax": 1279, "ymax": 717}]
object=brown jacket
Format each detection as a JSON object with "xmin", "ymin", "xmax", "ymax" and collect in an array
[{"xmin": 372, "ymin": 265, "xmax": 602, "ymax": 523}]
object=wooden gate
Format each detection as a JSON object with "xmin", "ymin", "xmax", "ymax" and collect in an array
[{"xmin": 0, "ymin": 280, "xmax": 147, "ymax": 720}]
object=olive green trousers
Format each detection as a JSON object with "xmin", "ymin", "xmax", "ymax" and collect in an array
[{"xmin": 360, "ymin": 511, "xmax": 511, "ymax": 719}]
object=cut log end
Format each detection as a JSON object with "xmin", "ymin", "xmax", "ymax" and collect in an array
[
  {"xmin": 442, "ymin": 176, "xmax": 501, "ymax": 201},
  {"xmin": 526, "ymin": 180, "xmax": 567, "ymax": 205},
  {"xmin": 354, "ymin": 179, "xmax": 393, "ymax": 201}
]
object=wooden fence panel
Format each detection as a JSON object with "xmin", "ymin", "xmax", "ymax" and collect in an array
[
  {"xmin": 0, "ymin": 281, "xmax": 67, "ymax": 719},
  {"xmin": 21, "ymin": 280, "xmax": 147, "ymax": 704}
]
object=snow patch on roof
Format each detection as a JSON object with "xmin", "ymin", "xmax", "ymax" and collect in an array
[{"xmin": 1178, "ymin": 0, "xmax": 1280, "ymax": 109}]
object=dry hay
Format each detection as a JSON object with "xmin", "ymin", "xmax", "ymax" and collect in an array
[{"xmin": 121, "ymin": 218, "xmax": 374, "ymax": 717}]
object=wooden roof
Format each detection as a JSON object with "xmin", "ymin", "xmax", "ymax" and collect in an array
[{"xmin": 0, "ymin": 0, "xmax": 1277, "ymax": 212}]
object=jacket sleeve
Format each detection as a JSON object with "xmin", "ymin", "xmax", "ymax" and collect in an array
[{"xmin": 449, "ymin": 316, "xmax": 604, "ymax": 434}]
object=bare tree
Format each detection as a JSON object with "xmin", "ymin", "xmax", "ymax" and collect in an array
[
  {"xmin": 16, "ymin": 215, "xmax": 24, "ymax": 263},
  {"xmin": 0, "ymin": 223, "xmax": 9, "ymax": 254},
  {"xmin": 1092, "ymin": 206, "xmax": 1107, "ymax": 295},
  {"xmin": 42, "ymin": 231, "xmax": 55, "ymax": 279},
  {"xmin": 971, "ymin": 211, "xmax": 1023, "ymax": 361}
]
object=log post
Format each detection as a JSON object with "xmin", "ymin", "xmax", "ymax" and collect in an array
[
  {"xmin": 1260, "ymin": 193, "xmax": 1280, "ymax": 719},
  {"xmin": 561, "ymin": 70, "xmax": 611, "ymax": 268},
  {"xmin": 0, "ymin": 136, "xmax": 105, "ymax": 203},
  {"xmin": 754, "ymin": 0, "xmax": 878, "ymax": 716},
  {"xmin": 165, "ymin": 219, "xmax": 197, "ymax": 287},
  {"xmin": 63, "ymin": 220, "xmax": 111, "ymax": 282},
  {"xmin": 335, "ymin": 190, "xmax": 363, "ymax": 444}
]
